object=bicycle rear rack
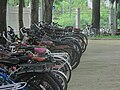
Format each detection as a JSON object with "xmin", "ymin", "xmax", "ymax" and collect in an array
[{"xmin": 0, "ymin": 82, "xmax": 27, "ymax": 90}]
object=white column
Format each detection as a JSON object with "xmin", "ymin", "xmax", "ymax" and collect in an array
[
  {"xmin": 76, "ymin": 8, "xmax": 80, "ymax": 29},
  {"xmin": 109, "ymin": 1, "xmax": 117, "ymax": 35},
  {"xmin": 88, "ymin": 0, "xmax": 92, "ymax": 9}
]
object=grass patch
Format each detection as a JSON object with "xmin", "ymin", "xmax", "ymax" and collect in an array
[{"xmin": 95, "ymin": 35, "xmax": 120, "ymax": 39}]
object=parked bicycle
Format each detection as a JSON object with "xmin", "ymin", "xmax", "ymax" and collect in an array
[
  {"xmin": 82, "ymin": 24, "xmax": 97, "ymax": 37},
  {"xmin": 0, "ymin": 21, "xmax": 89, "ymax": 90}
]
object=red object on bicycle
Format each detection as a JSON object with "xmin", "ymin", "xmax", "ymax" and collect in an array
[
  {"xmin": 32, "ymin": 56, "xmax": 46, "ymax": 62},
  {"xmin": 34, "ymin": 48, "xmax": 46, "ymax": 55},
  {"xmin": 73, "ymin": 28, "xmax": 79, "ymax": 31},
  {"xmin": 28, "ymin": 54, "xmax": 34, "ymax": 58}
]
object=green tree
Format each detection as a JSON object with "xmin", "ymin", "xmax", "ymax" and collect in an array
[
  {"xmin": 31, "ymin": 0, "xmax": 39, "ymax": 25},
  {"xmin": 72, "ymin": 0, "xmax": 87, "ymax": 9},
  {"xmin": 0, "ymin": 0, "xmax": 7, "ymax": 33},
  {"xmin": 92, "ymin": 0, "xmax": 100, "ymax": 35},
  {"xmin": 43, "ymin": 0, "xmax": 54, "ymax": 24},
  {"xmin": 0, "ymin": 0, "xmax": 7, "ymax": 45},
  {"xmin": 117, "ymin": 0, "xmax": 120, "ymax": 19},
  {"xmin": 109, "ymin": 0, "xmax": 119, "ymax": 4},
  {"xmin": 19, "ymin": 0, "xmax": 24, "ymax": 39}
]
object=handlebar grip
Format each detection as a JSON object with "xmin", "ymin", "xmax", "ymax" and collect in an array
[{"xmin": 8, "ymin": 26, "xmax": 14, "ymax": 31}]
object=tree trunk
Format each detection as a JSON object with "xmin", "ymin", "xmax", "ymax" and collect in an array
[
  {"xmin": 43, "ymin": 0, "xmax": 54, "ymax": 24},
  {"xmin": 92, "ymin": 0, "xmax": 100, "ymax": 35},
  {"xmin": 23, "ymin": 0, "xmax": 25, "ymax": 7},
  {"xmin": 117, "ymin": 0, "xmax": 120, "ymax": 19},
  {"xmin": 0, "ymin": 0, "xmax": 7, "ymax": 45},
  {"xmin": 19, "ymin": 0, "xmax": 24, "ymax": 39},
  {"xmin": 31, "ymin": 0, "xmax": 39, "ymax": 25},
  {"xmin": 0, "ymin": 0, "xmax": 7, "ymax": 34}
]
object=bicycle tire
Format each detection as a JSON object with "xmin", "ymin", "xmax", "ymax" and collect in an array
[
  {"xmin": 14, "ymin": 72, "xmax": 63, "ymax": 90},
  {"xmin": 61, "ymin": 37, "xmax": 82, "ymax": 55},
  {"xmin": 51, "ymin": 70, "xmax": 68, "ymax": 90},
  {"xmin": 72, "ymin": 34, "xmax": 88, "ymax": 53},
  {"xmin": 51, "ymin": 56, "xmax": 72, "ymax": 83}
]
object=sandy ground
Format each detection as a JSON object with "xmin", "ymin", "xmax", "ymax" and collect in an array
[{"xmin": 68, "ymin": 40, "xmax": 120, "ymax": 90}]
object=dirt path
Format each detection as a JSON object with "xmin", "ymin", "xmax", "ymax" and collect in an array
[{"xmin": 68, "ymin": 40, "xmax": 120, "ymax": 90}]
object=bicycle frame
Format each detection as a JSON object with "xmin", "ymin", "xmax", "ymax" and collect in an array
[{"xmin": 0, "ymin": 68, "xmax": 27, "ymax": 90}]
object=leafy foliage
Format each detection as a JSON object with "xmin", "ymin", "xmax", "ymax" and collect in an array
[
  {"xmin": 54, "ymin": 0, "xmax": 62, "ymax": 5},
  {"xmin": 109, "ymin": 0, "xmax": 115, "ymax": 4},
  {"xmin": 8, "ymin": 0, "xmax": 29, "ymax": 7},
  {"xmin": 109, "ymin": 0, "xmax": 119, "ymax": 4},
  {"xmin": 7, "ymin": 0, "xmax": 120, "ymax": 28}
]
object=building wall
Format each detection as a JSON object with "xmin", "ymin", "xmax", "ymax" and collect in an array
[{"xmin": 7, "ymin": 5, "xmax": 42, "ymax": 34}]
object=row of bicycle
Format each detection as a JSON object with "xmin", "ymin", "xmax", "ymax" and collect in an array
[{"xmin": 0, "ymin": 21, "xmax": 88, "ymax": 90}]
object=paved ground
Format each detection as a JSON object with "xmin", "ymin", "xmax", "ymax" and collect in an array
[{"xmin": 68, "ymin": 40, "xmax": 120, "ymax": 90}]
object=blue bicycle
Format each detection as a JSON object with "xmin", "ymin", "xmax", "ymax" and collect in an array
[{"xmin": 0, "ymin": 67, "xmax": 27, "ymax": 90}]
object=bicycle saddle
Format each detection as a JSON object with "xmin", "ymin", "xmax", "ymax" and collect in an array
[
  {"xmin": 34, "ymin": 48, "xmax": 46, "ymax": 55},
  {"xmin": 41, "ymin": 41, "xmax": 54, "ymax": 46}
]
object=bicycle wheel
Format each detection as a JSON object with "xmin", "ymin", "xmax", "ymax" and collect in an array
[
  {"xmin": 61, "ymin": 37, "xmax": 82, "ymax": 55},
  {"xmin": 51, "ymin": 49, "xmax": 72, "ymax": 65},
  {"xmin": 61, "ymin": 38, "xmax": 82, "ymax": 68},
  {"xmin": 73, "ymin": 34, "xmax": 88, "ymax": 53},
  {"xmin": 51, "ymin": 70, "xmax": 68, "ymax": 90},
  {"xmin": 14, "ymin": 72, "xmax": 62, "ymax": 90},
  {"xmin": 50, "ymin": 40, "xmax": 81, "ymax": 70},
  {"xmin": 51, "ymin": 56, "xmax": 72, "ymax": 83},
  {"xmin": 52, "ymin": 47, "xmax": 80, "ymax": 70}
]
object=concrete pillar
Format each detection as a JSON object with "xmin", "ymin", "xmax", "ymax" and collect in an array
[
  {"xmin": 109, "ymin": 1, "xmax": 117, "ymax": 35},
  {"xmin": 41, "ymin": 0, "xmax": 44, "ymax": 21},
  {"xmin": 109, "ymin": 6, "xmax": 114, "ymax": 35},
  {"xmin": 76, "ymin": 8, "xmax": 80, "ymax": 29}
]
